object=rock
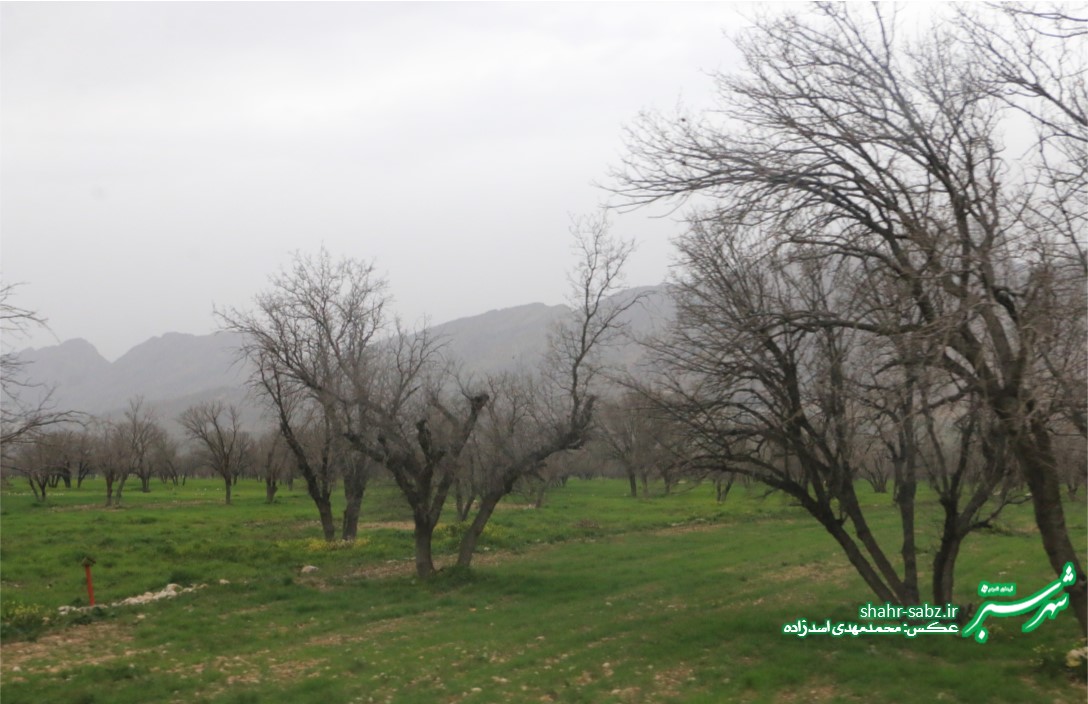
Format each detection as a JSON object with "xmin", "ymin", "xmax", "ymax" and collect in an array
[{"xmin": 301, "ymin": 565, "xmax": 319, "ymax": 574}]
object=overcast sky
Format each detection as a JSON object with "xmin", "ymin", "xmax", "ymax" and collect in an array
[{"xmin": 2, "ymin": 2, "xmax": 748, "ymax": 361}]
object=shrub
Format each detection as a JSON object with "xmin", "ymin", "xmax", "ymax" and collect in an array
[{"xmin": 1, "ymin": 600, "xmax": 50, "ymax": 641}]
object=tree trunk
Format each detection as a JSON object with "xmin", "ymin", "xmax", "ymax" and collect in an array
[
  {"xmin": 627, "ymin": 471, "xmax": 638, "ymax": 498},
  {"xmin": 932, "ymin": 515, "xmax": 963, "ymax": 608},
  {"xmin": 838, "ymin": 484, "xmax": 910, "ymax": 600},
  {"xmin": 894, "ymin": 479, "xmax": 920, "ymax": 604},
  {"xmin": 341, "ymin": 463, "xmax": 368, "ymax": 542},
  {"xmin": 819, "ymin": 512, "xmax": 903, "ymax": 605},
  {"xmin": 716, "ymin": 474, "xmax": 735, "ymax": 502},
  {"xmin": 457, "ymin": 493, "xmax": 501, "ymax": 568},
  {"xmin": 413, "ymin": 519, "xmax": 437, "ymax": 579},
  {"xmin": 341, "ymin": 498, "xmax": 362, "ymax": 542},
  {"xmin": 1013, "ymin": 422, "xmax": 1088, "ymax": 633},
  {"xmin": 141, "ymin": 474, "xmax": 151, "ymax": 493},
  {"xmin": 224, "ymin": 476, "xmax": 232, "ymax": 505},
  {"xmin": 105, "ymin": 477, "xmax": 114, "ymax": 506},
  {"xmin": 265, "ymin": 477, "xmax": 278, "ymax": 504},
  {"xmin": 315, "ymin": 496, "xmax": 336, "ymax": 542}
]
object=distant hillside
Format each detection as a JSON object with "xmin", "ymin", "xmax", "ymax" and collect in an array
[{"xmin": 12, "ymin": 285, "xmax": 673, "ymax": 434}]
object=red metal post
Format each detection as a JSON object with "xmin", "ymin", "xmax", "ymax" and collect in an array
[{"xmin": 82, "ymin": 556, "xmax": 96, "ymax": 606}]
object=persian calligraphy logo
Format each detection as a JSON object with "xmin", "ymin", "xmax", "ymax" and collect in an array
[{"xmin": 962, "ymin": 562, "xmax": 1076, "ymax": 644}]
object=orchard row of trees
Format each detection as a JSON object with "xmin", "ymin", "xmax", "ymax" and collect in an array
[
  {"xmin": 218, "ymin": 215, "xmax": 645, "ymax": 576},
  {"xmin": 1, "ymin": 398, "xmax": 279, "ymax": 505},
  {"xmin": 2, "ymin": 214, "xmax": 684, "ymax": 583}
]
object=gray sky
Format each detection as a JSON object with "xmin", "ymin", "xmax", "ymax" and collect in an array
[{"xmin": 2, "ymin": 2, "xmax": 745, "ymax": 361}]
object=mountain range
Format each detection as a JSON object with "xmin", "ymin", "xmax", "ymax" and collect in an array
[{"xmin": 10, "ymin": 285, "xmax": 674, "ymax": 436}]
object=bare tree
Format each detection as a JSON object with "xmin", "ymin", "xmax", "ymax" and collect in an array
[
  {"xmin": 150, "ymin": 431, "xmax": 181, "ymax": 486},
  {"xmin": 0, "ymin": 284, "xmax": 78, "ymax": 448},
  {"xmin": 253, "ymin": 429, "xmax": 290, "ymax": 504},
  {"xmin": 221, "ymin": 251, "xmax": 388, "ymax": 542},
  {"xmin": 93, "ymin": 419, "xmax": 130, "ymax": 506},
  {"xmin": 615, "ymin": 3, "xmax": 1087, "ymax": 630},
  {"xmin": 5, "ymin": 431, "xmax": 66, "ymax": 502},
  {"xmin": 598, "ymin": 394, "xmax": 694, "ymax": 498},
  {"xmin": 341, "ymin": 327, "xmax": 487, "ymax": 577},
  {"xmin": 178, "ymin": 401, "xmax": 251, "ymax": 505},
  {"xmin": 253, "ymin": 355, "xmax": 344, "ymax": 539},
  {"xmin": 117, "ymin": 398, "xmax": 164, "ymax": 494},
  {"xmin": 55, "ymin": 427, "xmax": 96, "ymax": 489},
  {"xmin": 452, "ymin": 215, "xmax": 643, "ymax": 568}
]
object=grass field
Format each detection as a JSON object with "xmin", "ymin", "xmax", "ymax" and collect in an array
[{"xmin": 1, "ymin": 477, "xmax": 1085, "ymax": 703}]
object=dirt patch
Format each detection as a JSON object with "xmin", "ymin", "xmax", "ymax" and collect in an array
[
  {"xmin": 49, "ymin": 500, "xmax": 222, "ymax": 513},
  {"xmin": 350, "ymin": 543, "xmax": 553, "ymax": 581},
  {"xmin": 775, "ymin": 683, "xmax": 858, "ymax": 703},
  {"xmin": 652, "ymin": 522, "xmax": 726, "ymax": 536},
  {"xmin": 306, "ymin": 614, "xmax": 422, "ymax": 647},
  {"xmin": 774, "ymin": 563, "xmax": 851, "ymax": 583},
  {"xmin": 653, "ymin": 664, "xmax": 695, "ymax": 698},
  {"xmin": 0, "ymin": 622, "xmax": 134, "ymax": 674},
  {"xmin": 356, "ymin": 521, "xmax": 415, "ymax": 532}
]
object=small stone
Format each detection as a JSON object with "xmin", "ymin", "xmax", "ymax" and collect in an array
[{"xmin": 301, "ymin": 565, "xmax": 319, "ymax": 574}]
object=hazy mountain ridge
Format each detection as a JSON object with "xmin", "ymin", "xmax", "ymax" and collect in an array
[{"xmin": 13, "ymin": 285, "xmax": 673, "ymax": 433}]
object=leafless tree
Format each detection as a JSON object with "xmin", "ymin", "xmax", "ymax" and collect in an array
[
  {"xmin": 253, "ymin": 429, "xmax": 290, "ymax": 504},
  {"xmin": 221, "ymin": 249, "xmax": 484, "ymax": 572},
  {"xmin": 55, "ymin": 427, "xmax": 96, "ymax": 489},
  {"xmin": 93, "ymin": 419, "xmax": 130, "ymax": 506},
  {"xmin": 5, "ymin": 431, "xmax": 66, "ymax": 501},
  {"xmin": 178, "ymin": 401, "xmax": 251, "ymax": 505},
  {"xmin": 253, "ymin": 355, "xmax": 346, "ymax": 539},
  {"xmin": 451, "ymin": 215, "xmax": 643, "ymax": 568},
  {"xmin": 221, "ymin": 252, "xmax": 388, "ymax": 542},
  {"xmin": 615, "ymin": 3, "xmax": 1087, "ymax": 630},
  {"xmin": 150, "ymin": 431, "xmax": 181, "ymax": 486},
  {"xmin": 596, "ymin": 396, "xmax": 651, "ymax": 498},
  {"xmin": 0, "ymin": 284, "xmax": 79, "ymax": 448},
  {"xmin": 341, "ymin": 330, "xmax": 487, "ymax": 576},
  {"xmin": 116, "ymin": 398, "xmax": 165, "ymax": 494}
]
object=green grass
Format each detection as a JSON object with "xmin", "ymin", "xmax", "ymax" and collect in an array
[{"xmin": 1, "ymin": 477, "xmax": 1085, "ymax": 703}]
